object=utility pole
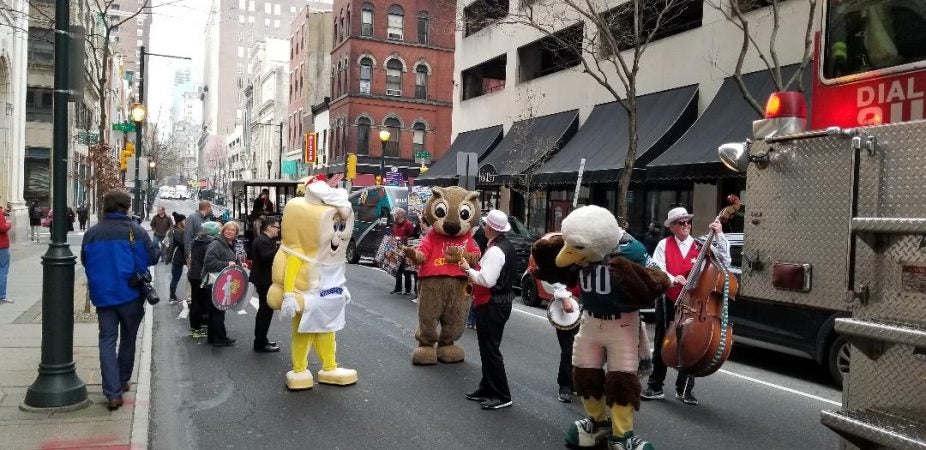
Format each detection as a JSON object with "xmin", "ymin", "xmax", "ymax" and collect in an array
[
  {"xmin": 24, "ymin": 0, "xmax": 90, "ymax": 411},
  {"xmin": 134, "ymin": 46, "xmax": 146, "ymax": 218}
]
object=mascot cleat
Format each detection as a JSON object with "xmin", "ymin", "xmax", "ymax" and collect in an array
[
  {"xmin": 607, "ymin": 434, "xmax": 654, "ymax": 450},
  {"xmin": 317, "ymin": 367, "xmax": 358, "ymax": 386},
  {"xmin": 286, "ymin": 370, "xmax": 314, "ymax": 391},
  {"xmin": 564, "ymin": 417, "xmax": 612, "ymax": 448}
]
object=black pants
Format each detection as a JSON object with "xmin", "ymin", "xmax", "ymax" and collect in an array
[
  {"xmin": 207, "ymin": 297, "xmax": 227, "ymax": 342},
  {"xmin": 648, "ymin": 295, "xmax": 695, "ymax": 393},
  {"xmin": 556, "ymin": 326, "xmax": 578, "ymax": 389},
  {"xmin": 254, "ymin": 288, "xmax": 274, "ymax": 348},
  {"xmin": 188, "ymin": 279, "xmax": 206, "ymax": 331},
  {"xmin": 475, "ymin": 302, "xmax": 513, "ymax": 402},
  {"xmin": 393, "ymin": 260, "xmax": 412, "ymax": 293}
]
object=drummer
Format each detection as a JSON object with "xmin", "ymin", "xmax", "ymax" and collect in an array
[{"xmin": 550, "ymin": 283, "xmax": 581, "ymax": 403}]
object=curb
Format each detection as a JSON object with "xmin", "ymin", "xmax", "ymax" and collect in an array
[{"xmin": 130, "ymin": 302, "xmax": 154, "ymax": 449}]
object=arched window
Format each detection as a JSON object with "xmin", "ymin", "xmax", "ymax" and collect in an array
[
  {"xmin": 412, "ymin": 122, "xmax": 426, "ymax": 154},
  {"xmin": 417, "ymin": 12, "xmax": 429, "ymax": 44},
  {"xmin": 385, "ymin": 59, "xmax": 403, "ymax": 96},
  {"xmin": 387, "ymin": 5, "xmax": 404, "ymax": 40},
  {"xmin": 359, "ymin": 57, "xmax": 373, "ymax": 94},
  {"xmin": 384, "ymin": 117, "xmax": 401, "ymax": 157},
  {"xmin": 415, "ymin": 65, "xmax": 428, "ymax": 99},
  {"xmin": 357, "ymin": 117, "xmax": 371, "ymax": 156},
  {"xmin": 361, "ymin": 3, "xmax": 374, "ymax": 37}
]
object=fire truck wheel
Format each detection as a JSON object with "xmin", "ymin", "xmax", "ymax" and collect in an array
[
  {"xmin": 827, "ymin": 335, "xmax": 850, "ymax": 389},
  {"xmin": 346, "ymin": 240, "xmax": 360, "ymax": 264}
]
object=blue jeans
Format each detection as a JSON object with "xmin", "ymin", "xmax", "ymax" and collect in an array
[
  {"xmin": 97, "ymin": 298, "xmax": 145, "ymax": 400},
  {"xmin": 169, "ymin": 263, "xmax": 184, "ymax": 299},
  {"xmin": 0, "ymin": 248, "xmax": 9, "ymax": 299}
]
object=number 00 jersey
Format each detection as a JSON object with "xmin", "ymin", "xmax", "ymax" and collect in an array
[{"xmin": 578, "ymin": 238, "xmax": 650, "ymax": 315}]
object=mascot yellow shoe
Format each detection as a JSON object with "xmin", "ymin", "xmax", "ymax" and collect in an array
[{"xmin": 267, "ymin": 177, "xmax": 358, "ymax": 391}]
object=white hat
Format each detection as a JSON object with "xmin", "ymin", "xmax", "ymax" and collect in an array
[
  {"xmin": 664, "ymin": 207, "xmax": 694, "ymax": 228},
  {"xmin": 484, "ymin": 209, "xmax": 511, "ymax": 232}
]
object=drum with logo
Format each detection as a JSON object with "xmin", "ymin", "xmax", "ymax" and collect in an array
[{"xmin": 211, "ymin": 265, "xmax": 255, "ymax": 311}]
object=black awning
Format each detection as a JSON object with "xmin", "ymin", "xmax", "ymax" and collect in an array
[
  {"xmin": 477, "ymin": 110, "xmax": 579, "ymax": 185},
  {"xmin": 416, "ymin": 125, "xmax": 503, "ymax": 186},
  {"xmin": 646, "ymin": 64, "xmax": 810, "ymax": 181},
  {"xmin": 534, "ymin": 85, "xmax": 698, "ymax": 185}
]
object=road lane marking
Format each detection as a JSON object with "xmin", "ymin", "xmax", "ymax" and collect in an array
[{"xmin": 718, "ymin": 369, "xmax": 841, "ymax": 406}]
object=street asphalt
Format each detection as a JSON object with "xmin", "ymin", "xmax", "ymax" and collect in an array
[{"xmin": 148, "ymin": 252, "xmax": 842, "ymax": 449}]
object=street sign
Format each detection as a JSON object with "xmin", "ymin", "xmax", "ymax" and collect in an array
[
  {"xmin": 414, "ymin": 150, "xmax": 432, "ymax": 165},
  {"xmin": 111, "ymin": 121, "xmax": 136, "ymax": 132},
  {"xmin": 77, "ymin": 131, "xmax": 98, "ymax": 145}
]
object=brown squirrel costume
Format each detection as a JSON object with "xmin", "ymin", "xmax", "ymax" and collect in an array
[{"xmin": 403, "ymin": 187, "xmax": 482, "ymax": 365}]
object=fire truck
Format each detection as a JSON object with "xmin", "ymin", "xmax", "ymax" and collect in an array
[{"xmin": 719, "ymin": 1, "xmax": 926, "ymax": 448}]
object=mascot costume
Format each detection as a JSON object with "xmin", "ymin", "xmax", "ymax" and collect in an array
[
  {"xmin": 532, "ymin": 205, "xmax": 668, "ymax": 450},
  {"xmin": 402, "ymin": 186, "xmax": 482, "ymax": 365},
  {"xmin": 268, "ymin": 178, "xmax": 358, "ymax": 390}
]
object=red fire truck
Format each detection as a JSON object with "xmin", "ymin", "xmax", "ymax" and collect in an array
[{"xmin": 720, "ymin": 1, "xmax": 926, "ymax": 448}]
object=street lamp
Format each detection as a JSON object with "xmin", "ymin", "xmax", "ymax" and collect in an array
[
  {"xmin": 379, "ymin": 129, "xmax": 391, "ymax": 183},
  {"xmin": 148, "ymin": 161, "xmax": 156, "ymax": 213},
  {"xmin": 130, "ymin": 101, "xmax": 147, "ymax": 217},
  {"xmin": 266, "ymin": 160, "xmax": 272, "ymax": 179}
]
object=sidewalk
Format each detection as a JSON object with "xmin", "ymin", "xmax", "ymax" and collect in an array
[{"xmin": 0, "ymin": 235, "xmax": 153, "ymax": 449}]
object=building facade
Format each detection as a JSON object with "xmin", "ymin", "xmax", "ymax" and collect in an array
[
  {"xmin": 326, "ymin": 0, "xmax": 455, "ymax": 184},
  {"xmin": 246, "ymin": 39, "xmax": 290, "ymax": 180},
  {"xmin": 0, "ymin": 0, "xmax": 30, "ymax": 239},
  {"xmin": 108, "ymin": 0, "xmax": 151, "ymax": 75}
]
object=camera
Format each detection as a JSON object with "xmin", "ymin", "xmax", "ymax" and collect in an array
[{"xmin": 129, "ymin": 271, "xmax": 160, "ymax": 305}]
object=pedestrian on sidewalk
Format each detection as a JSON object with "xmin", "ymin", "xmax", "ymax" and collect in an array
[
  {"xmin": 250, "ymin": 216, "xmax": 280, "ymax": 353},
  {"xmin": 66, "ymin": 207, "xmax": 76, "ymax": 232},
  {"xmin": 184, "ymin": 200, "xmax": 212, "ymax": 265},
  {"xmin": 202, "ymin": 221, "xmax": 243, "ymax": 347},
  {"xmin": 168, "ymin": 214, "xmax": 186, "ymax": 304},
  {"xmin": 389, "ymin": 208, "xmax": 416, "ymax": 295},
  {"xmin": 0, "ymin": 205, "xmax": 12, "ymax": 304},
  {"xmin": 187, "ymin": 221, "xmax": 219, "ymax": 338},
  {"xmin": 81, "ymin": 190, "xmax": 159, "ymax": 411},
  {"xmin": 28, "ymin": 200, "xmax": 42, "ymax": 243},
  {"xmin": 150, "ymin": 207, "xmax": 173, "ymax": 248},
  {"xmin": 76, "ymin": 203, "xmax": 89, "ymax": 231}
]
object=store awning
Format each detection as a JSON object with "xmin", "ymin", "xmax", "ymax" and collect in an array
[
  {"xmin": 416, "ymin": 125, "xmax": 503, "ymax": 186},
  {"xmin": 646, "ymin": 64, "xmax": 809, "ymax": 181},
  {"xmin": 534, "ymin": 85, "xmax": 698, "ymax": 184},
  {"xmin": 477, "ymin": 110, "xmax": 579, "ymax": 185}
]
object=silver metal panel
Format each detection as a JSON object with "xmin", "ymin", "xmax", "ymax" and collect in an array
[
  {"xmin": 821, "ymin": 409, "xmax": 926, "ymax": 450},
  {"xmin": 853, "ymin": 218, "xmax": 926, "ymax": 234},
  {"xmin": 844, "ymin": 344, "xmax": 926, "ymax": 425},
  {"xmin": 835, "ymin": 318, "xmax": 926, "ymax": 349}
]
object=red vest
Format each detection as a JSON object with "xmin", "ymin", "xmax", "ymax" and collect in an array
[{"xmin": 665, "ymin": 237, "xmax": 699, "ymax": 301}]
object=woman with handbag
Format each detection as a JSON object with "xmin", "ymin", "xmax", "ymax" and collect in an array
[{"xmin": 202, "ymin": 221, "xmax": 244, "ymax": 347}]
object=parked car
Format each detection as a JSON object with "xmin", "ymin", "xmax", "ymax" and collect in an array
[
  {"xmin": 472, "ymin": 214, "xmax": 534, "ymax": 293},
  {"xmin": 346, "ymin": 186, "xmax": 416, "ymax": 264}
]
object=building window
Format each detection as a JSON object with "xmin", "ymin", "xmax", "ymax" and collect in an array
[
  {"xmin": 361, "ymin": 3, "xmax": 374, "ymax": 37},
  {"xmin": 274, "ymin": 3, "xmax": 281, "ymax": 15},
  {"xmin": 387, "ymin": 5, "xmax": 404, "ymax": 40},
  {"xmin": 357, "ymin": 117, "xmax": 371, "ymax": 156},
  {"xmin": 415, "ymin": 65, "xmax": 428, "ymax": 99},
  {"xmin": 412, "ymin": 122, "xmax": 425, "ymax": 154},
  {"xmin": 239, "ymin": 15, "xmax": 245, "ymax": 23},
  {"xmin": 26, "ymin": 87, "xmax": 53, "ymax": 122},
  {"xmin": 417, "ymin": 12, "xmax": 429, "ymax": 44},
  {"xmin": 248, "ymin": 0, "xmax": 254, "ymax": 12},
  {"xmin": 461, "ymin": 54, "xmax": 507, "ymax": 100},
  {"xmin": 264, "ymin": 17, "xmax": 271, "ymax": 27},
  {"xmin": 238, "ymin": 46, "xmax": 244, "ymax": 57},
  {"xmin": 27, "ymin": 28, "xmax": 55, "ymax": 66},
  {"xmin": 464, "ymin": 0, "xmax": 509, "ymax": 37},
  {"xmin": 384, "ymin": 117, "xmax": 401, "ymax": 157},
  {"xmin": 264, "ymin": 2, "xmax": 271, "ymax": 14},
  {"xmin": 386, "ymin": 59, "xmax": 403, "ymax": 96},
  {"xmin": 359, "ymin": 57, "xmax": 373, "ymax": 94},
  {"xmin": 274, "ymin": 19, "xmax": 280, "ymax": 29},
  {"xmin": 340, "ymin": 17, "xmax": 345, "ymax": 41},
  {"xmin": 518, "ymin": 23, "xmax": 583, "ymax": 82},
  {"xmin": 599, "ymin": 0, "xmax": 703, "ymax": 57}
]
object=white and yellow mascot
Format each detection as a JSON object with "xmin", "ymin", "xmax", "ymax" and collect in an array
[{"xmin": 268, "ymin": 177, "xmax": 358, "ymax": 390}]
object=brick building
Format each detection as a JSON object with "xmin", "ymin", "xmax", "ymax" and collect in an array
[{"xmin": 326, "ymin": 0, "xmax": 454, "ymax": 184}]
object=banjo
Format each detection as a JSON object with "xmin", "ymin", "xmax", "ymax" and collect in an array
[{"xmin": 542, "ymin": 281, "xmax": 581, "ymax": 331}]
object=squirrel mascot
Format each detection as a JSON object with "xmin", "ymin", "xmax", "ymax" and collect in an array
[
  {"xmin": 532, "ymin": 205, "xmax": 669, "ymax": 450},
  {"xmin": 402, "ymin": 186, "xmax": 482, "ymax": 365},
  {"xmin": 268, "ymin": 177, "xmax": 358, "ymax": 390}
]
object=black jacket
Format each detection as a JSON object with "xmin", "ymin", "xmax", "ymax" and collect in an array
[
  {"xmin": 249, "ymin": 233, "xmax": 279, "ymax": 290},
  {"xmin": 170, "ymin": 227, "xmax": 186, "ymax": 265},
  {"xmin": 188, "ymin": 235, "xmax": 213, "ymax": 282}
]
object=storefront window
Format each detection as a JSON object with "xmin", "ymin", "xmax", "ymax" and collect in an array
[{"xmin": 529, "ymin": 190, "xmax": 547, "ymax": 236}]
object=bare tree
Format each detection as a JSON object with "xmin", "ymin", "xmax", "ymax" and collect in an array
[
  {"xmin": 707, "ymin": 0, "xmax": 818, "ymax": 114},
  {"xmin": 453, "ymin": 0, "xmax": 691, "ymax": 220}
]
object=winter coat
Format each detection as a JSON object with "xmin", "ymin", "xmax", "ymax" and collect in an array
[
  {"xmin": 0, "ymin": 209, "xmax": 11, "ymax": 249},
  {"xmin": 183, "ymin": 211, "xmax": 206, "ymax": 260},
  {"xmin": 76, "ymin": 206, "xmax": 88, "ymax": 221},
  {"xmin": 29, "ymin": 205, "xmax": 43, "ymax": 226},
  {"xmin": 170, "ymin": 226, "xmax": 186, "ymax": 265},
  {"xmin": 81, "ymin": 212, "xmax": 159, "ymax": 308},
  {"xmin": 188, "ymin": 235, "xmax": 213, "ymax": 282},
  {"xmin": 249, "ymin": 233, "xmax": 278, "ymax": 291},
  {"xmin": 150, "ymin": 213, "xmax": 173, "ymax": 237},
  {"xmin": 203, "ymin": 237, "xmax": 238, "ymax": 280}
]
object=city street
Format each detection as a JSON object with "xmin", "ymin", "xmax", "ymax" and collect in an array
[{"xmin": 148, "ymin": 261, "xmax": 841, "ymax": 449}]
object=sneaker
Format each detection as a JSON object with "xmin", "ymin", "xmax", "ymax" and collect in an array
[
  {"xmin": 0, "ymin": 299, "xmax": 11, "ymax": 304},
  {"xmin": 564, "ymin": 417, "xmax": 612, "ymax": 447},
  {"xmin": 641, "ymin": 386, "xmax": 664, "ymax": 400},
  {"xmin": 557, "ymin": 386, "xmax": 573, "ymax": 403},
  {"xmin": 480, "ymin": 398, "xmax": 512, "ymax": 410},
  {"xmin": 464, "ymin": 391, "xmax": 490, "ymax": 402},
  {"xmin": 403, "ymin": 291, "xmax": 412, "ymax": 296},
  {"xmin": 676, "ymin": 389, "xmax": 699, "ymax": 406},
  {"xmin": 169, "ymin": 297, "xmax": 181, "ymax": 305},
  {"xmin": 190, "ymin": 329, "xmax": 207, "ymax": 338},
  {"xmin": 389, "ymin": 290, "xmax": 402, "ymax": 295},
  {"xmin": 607, "ymin": 435, "xmax": 654, "ymax": 450},
  {"xmin": 211, "ymin": 337, "xmax": 236, "ymax": 347}
]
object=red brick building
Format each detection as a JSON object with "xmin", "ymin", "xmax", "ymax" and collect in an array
[{"xmin": 327, "ymin": 0, "xmax": 454, "ymax": 183}]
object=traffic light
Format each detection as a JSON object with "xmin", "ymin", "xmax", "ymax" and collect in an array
[
  {"xmin": 375, "ymin": 175, "xmax": 382, "ymax": 185},
  {"xmin": 125, "ymin": 142, "xmax": 135, "ymax": 157},
  {"xmin": 346, "ymin": 153, "xmax": 357, "ymax": 180},
  {"xmin": 119, "ymin": 150, "xmax": 128, "ymax": 171}
]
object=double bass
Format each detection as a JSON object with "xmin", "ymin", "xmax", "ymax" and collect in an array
[{"xmin": 661, "ymin": 195, "xmax": 741, "ymax": 377}]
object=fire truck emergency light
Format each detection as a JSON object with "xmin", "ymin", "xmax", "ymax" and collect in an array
[{"xmin": 764, "ymin": 91, "xmax": 807, "ymax": 120}]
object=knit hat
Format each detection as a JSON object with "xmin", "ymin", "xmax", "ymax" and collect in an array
[
  {"xmin": 201, "ymin": 221, "xmax": 221, "ymax": 236},
  {"xmin": 172, "ymin": 212, "xmax": 186, "ymax": 223}
]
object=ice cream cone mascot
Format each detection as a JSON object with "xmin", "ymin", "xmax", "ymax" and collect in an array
[
  {"xmin": 533, "ymin": 205, "xmax": 669, "ymax": 450},
  {"xmin": 402, "ymin": 186, "xmax": 482, "ymax": 365},
  {"xmin": 268, "ymin": 177, "xmax": 358, "ymax": 390}
]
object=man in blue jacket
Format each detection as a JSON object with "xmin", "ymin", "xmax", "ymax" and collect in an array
[{"xmin": 81, "ymin": 190, "xmax": 159, "ymax": 410}]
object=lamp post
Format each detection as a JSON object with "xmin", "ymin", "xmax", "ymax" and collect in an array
[
  {"xmin": 378, "ymin": 129, "xmax": 391, "ymax": 184},
  {"xmin": 148, "ymin": 161, "xmax": 156, "ymax": 212},
  {"xmin": 266, "ymin": 160, "xmax": 272, "ymax": 179},
  {"xmin": 24, "ymin": 0, "xmax": 90, "ymax": 411}
]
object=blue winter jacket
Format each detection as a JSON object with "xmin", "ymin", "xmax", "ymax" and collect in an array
[{"xmin": 81, "ymin": 212, "xmax": 160, "ymax": 308}]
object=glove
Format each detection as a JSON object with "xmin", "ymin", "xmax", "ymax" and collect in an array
[
  {"xmin": 343, "ymin": 287, "xmax": 352, "ymax": 305},
  {"xmin": 552, "ymin": 283, "xmax": 571, "ymax": 300},
  {"xmin": 280, "ymin": 293, "xmax": 299, "ymax": 318}
]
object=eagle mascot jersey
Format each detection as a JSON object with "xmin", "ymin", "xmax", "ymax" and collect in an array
[{"xmin": 267, "ymin": 180, "xmax": 358, "ymax": 390}]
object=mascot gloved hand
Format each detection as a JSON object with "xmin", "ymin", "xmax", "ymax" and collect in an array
[
  {"xmin": 402, "ymin": 186, "xmax": 481, "ymax": 366},
  {"xmin": 268, "ymin": 177, "xmax": 358, "ymax": 391}
]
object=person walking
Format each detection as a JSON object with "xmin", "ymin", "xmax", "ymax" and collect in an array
[
  {"xmin": 460, "ymin": 210, "xmax": 517, "ymax": 410},
  {"xmin": 184, "ymin": 200, "xmax": 212, "ymax": 264},
  {"xmin": 0, "ymin": 207, "xmax": 12, "ymax": 304},
  {"xmin": 389, "ymin": 208, "xmax": 416, "ymax": 295},
  {"xmin": 643, "ymin": 207, "xmax": 730, "ymax": 406},
  {"xmin": 202, "ymin": 221, "xmax": 243, "ymax": 347},
  {"xmin": 168, "ymin": 214, "xmax": 186, "ymax": 304},
  {"xmin": 150, "ymin": 207, "xmax": 173, "ymax": 248},
  {"xmin": 76, "ymin": 203, "xmax": 89, "ymax": 231},
  {"xmin": 187, "ymin": 221, "xmax": 219, "ymax": 338},
  {"xmin": 28, "ymin": 201, "xmax": 42, "ymax": 243},
  {"xmin": 66, "ymin": 207, "xmax": 76, "ymax": 232},
  {"xmin": 80, "ymin": 190, "xmax": 159, "ymax": 410},
  {"xmin": 250, "ymin": 216, "xmax": 280, "ymax": 353}
]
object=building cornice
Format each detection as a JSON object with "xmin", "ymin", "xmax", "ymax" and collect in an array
[
  {"xmin": 332, "ymin": 34, "xmax": 454, "ymax": 55},
  {"xmin": 330, "ymin": 93, "xmax": 452, "ymax": 109}
]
